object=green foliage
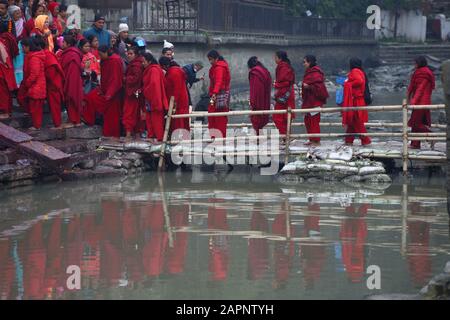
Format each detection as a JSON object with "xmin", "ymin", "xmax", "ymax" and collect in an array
[{"xmin": 269, "ymin": 0, "xmax": 423, "ymax": 18}]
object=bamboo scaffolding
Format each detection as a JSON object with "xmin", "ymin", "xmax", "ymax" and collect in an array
[{"xmin": 161, "ymin": 101, "xmax": 447, "ymax": 173}]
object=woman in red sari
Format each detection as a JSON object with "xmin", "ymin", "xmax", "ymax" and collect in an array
[
  {"xmin": 34, "ymin": 35, "xmax": 62, "ymax": 128},
  {"xmin": 407, "ymin": 56, "xmax": 436, "ymax": 149},
  {"xmin": 0, "ymin": 28, "xmax": 18, "ymax": 119},
  {"xmin": 248, "ymin": 56, "xmax": 271, "ymax": 135},
  {"xmin": 18, "ymin": 37, "xmax": 46, "ymax": 130},
  {"xmin": 273, "ymin": 50, "xmax": 295, "ymax": 138},
  {"xmin": 60, "ymin": 35, "xmax": 83, "ymax": 126},
  {"xmin": 83, "ymin": 45, "xmax": 123, "ymax": 138},
  {"xmin": 301, "ymin": 55, "xmax": 329, "ymax": 146},
  {"xmin": 207, "ymin": 50, "xmax": 231, "ymax": 139},
  {"xmin": 123, "ymin": 46, "xmax": 144, "ymax": 140},
  {"xmin": 342, "ymin": 58, "xmax": 371, "ymax": 146},
  {"xmin": 159, "ymin": 56, "xmax": 190, "ymax": 136},
  {"xmin": 142, "ymin": 52, "xmax": 168, "ymax": 142}
]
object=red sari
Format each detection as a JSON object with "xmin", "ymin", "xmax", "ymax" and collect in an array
[
  {"xmin": 19, "ymin": 50, "xmax": 46, "ymax": 129},
  {"xmin": 302, "ymin": 65, "xmax": 329, "ymax": 143},
  {"xmin": 273, "ymin": 61, "xmax": 295, "ymax": 135},
  {"xmin": 249, "ymin": 65, "xmax": 272, "ymax": 134},
  {"xmin": 342, "ymin": 68, "xmax": 371, "ymax": 145},
  {"xmin": 0, "ymin": 33, "xmax": 18, "ymax": 115},
  {"xmin": 142, "ymin": 64, "xmax": 168, "ymax": 141},
  {"xmin": 407, "ymin": 67, "xmax": 435, "ymax": 149},
  {"xmin": 60, "ymin": 46, "xmax": 83, "ymax": 124},
  {"xmin": 122, "ymin": 56, "xmax": 144, "ymax": 134},
  {"xmin": 43, "ymin": 50, "xmax": 64, "ymax": 127},
  {"xmin": 83, "ymin": 54, "xmax": 123, "ymax": 137},
  {"xmin": 165, "ymin": 65, "xmax": 190, "ymax": 135},
  {"xmin": 208, "ymin": 59, "xmax": 231, "ymax": 138}
]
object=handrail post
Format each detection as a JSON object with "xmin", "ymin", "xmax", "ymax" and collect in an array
[
  {"xmin": 402, "ymin": 99, "xmax": 409, "ymax": 175},
  {"xmin": 284, "ymin": 106, "xmax": 292, "ymax": 165},
  {"xmin": 158, "ymin": 96, "xmax": 175, "ymax": 172}
]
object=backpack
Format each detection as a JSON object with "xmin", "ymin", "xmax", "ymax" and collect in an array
[{"xmin": 364, "ymin": 72, "xmax": 373, "ymax": 105}]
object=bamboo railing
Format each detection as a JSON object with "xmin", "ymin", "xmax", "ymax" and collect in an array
[{"xmin": 159, "ymin": 99, "xmax": 446, "ymax": 174}]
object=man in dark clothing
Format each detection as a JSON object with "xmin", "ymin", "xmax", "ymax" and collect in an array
[
  {"xmin": 83, "ymin": 14, "xmax": 110, "ymax": 48},
  {"xmin": 183, "ymin": 61, "xmax": 204, "ymax": 107}
]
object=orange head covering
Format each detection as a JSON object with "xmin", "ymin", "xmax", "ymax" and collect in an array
[{"xmin": 34, "ymin": 15, "xmax": 54, "ymax": 52}]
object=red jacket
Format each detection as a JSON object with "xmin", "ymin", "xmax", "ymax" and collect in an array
[
  {"xmin": 100, "ymin": 53, "xmax": 123, "ymax": 100},
  {"xmin": 408, "ymin": 66, "xmax": 435, "ymax": 105},
  {"xmin": 208, "ymin": 59, "xmax": 231, "ymax": 96},
  {"xmin": 143, "ymin": 64, "xmax": 168, "ymax": 112},
  {"xmin": 165, "ymin": 65, "xmax": 189, "ymax": 113},
  {"xmin": 302, "ymin": 65, "xmax": 329, "ymax": 109},
  {"xmin": 342, "ymin": 68, "xmax": 367, "ymax": 125},
  {"xmin": 60, "ymin": 47, "xmax": 83, "ymax": 110},
  {"xmin": 24, "ymin": 18, "xmax": 35, "ymax": 37},
  {"xmin": 43, "ymin": 50, "xmax": 64, "ymax": 98},
  {"xmin": 124, "ymin": 56, "xmax": 144, "ymax": 97},
  {"xmin": 274, "ymin": 61, "xmax": 295, "ymax": 107},
  {"xmin": 23, "ymin": 50, "xmax": 46, "ymax": 99}
]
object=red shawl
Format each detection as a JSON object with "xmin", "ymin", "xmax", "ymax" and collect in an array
[
  {"xmin": 301, "ymin": 65, "xmax": 329, "ymax": 109},
  {"xmin": 165, "ymin": 65, "xmax": 189, "ymax": 113},
  {"xmin": 60, "ymin": 46, "xmax": 83, "ymax": 110},
  {"xmin": 100, "ymin": 54, "xmax": 123, "ymax": 100},
  {"xmin": 43, "ymin": 50, "xmax": 64, "ymax": 98},
  {"xmin": 249, "ymin": 65, "xmax": 272, "ymax": 111},
  {"xmin": 342, "ymin": 68, "xmax": 368, "ymax": 125},
  {"xmin": 408, "ymin": 66, "xmax": 435, "ymax": 105},
  {"xmin": 143, "ymin": 64, "xmax": 168, "ymax": 112},
  {"xmin": 124, "ymin": 56, "xmax": 144, "ymax": 97}
]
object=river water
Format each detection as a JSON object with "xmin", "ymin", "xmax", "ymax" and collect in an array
[{"xmin": 0, "ymin": 167, "xmax": 448, "ymax": 300}]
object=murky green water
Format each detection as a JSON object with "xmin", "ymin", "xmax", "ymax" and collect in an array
[{"xmin": 0, "ymin": 167, "xmax": 448, "ymax": 300}]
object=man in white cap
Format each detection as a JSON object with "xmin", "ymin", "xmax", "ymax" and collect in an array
[
  {"xmin": 117, "ymin": 23, "xmax": 132, "ymax": 62},
  {"xmin": 162, "ymin": 39, "xmax": 174, "ymax": 60}
]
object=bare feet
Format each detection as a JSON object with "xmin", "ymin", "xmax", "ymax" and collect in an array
[
  {"xmin": 0, "ymin": 113, "xmax": 10, "ymax": 119},
  {"xmin": 28, "ymin": 127, "xmax": 40, "ymax": 131},
  {"xmin": 61, "ymin": 123, "xmax": 75, "ymax": 129}
]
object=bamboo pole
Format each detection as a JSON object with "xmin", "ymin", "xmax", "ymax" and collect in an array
[
  {"xmin": 197, "ymin": 122, "xmax": 447, "ymax": 130},
  {"xmin": 169, "ymin": 131, "xmax": 445, "ymax": 145},
  {"xmin": 408, "ymin": 104, "xmax": 446, "ymax": 110},
  {"xmin": 171, "ymin": 104, "xmax": 445, "ymax": 119},
  {"xmin": 158, "ymin": 174, "xmax": 174, "ymax": 248},
  {"xmin": 402, "ymin": 99, "xmax": 409, "ymax": 175},
  {"xmin": 158, "ymin": 96, "xmax": 175, "ymax": 172},
  {"xmin": 401, "ymin": 183, "xmax": 408, "ymax": 257},
  {"xmin": 285, "ymin": 106, "xmax": 292, "ymax": 164}
]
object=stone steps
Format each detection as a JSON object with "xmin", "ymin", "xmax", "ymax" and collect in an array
[{"xmin": 379, "ymin": 43, "xmax": 450, "ymax": 65}]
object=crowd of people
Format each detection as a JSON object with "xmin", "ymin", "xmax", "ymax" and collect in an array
[{"xmin": 0, "ymin": 1, "xmax": 437, "ymax": 149}]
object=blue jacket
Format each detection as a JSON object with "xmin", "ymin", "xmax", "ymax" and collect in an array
[
  {"xmin": 183, "ymin": 64, "xmax": 201, "ymax": 88},
  {"xmin": 83, "ymin": 25, "xmax": 111, "ymax": 48}
]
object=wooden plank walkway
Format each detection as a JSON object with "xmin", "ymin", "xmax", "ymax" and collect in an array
[{"xmin": 0, "ymin": 122, "xmax": 71, "ymax": 169}]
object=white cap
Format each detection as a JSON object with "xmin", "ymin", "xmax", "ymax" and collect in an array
[
  {"xmin": 163, "ymin": 39, "xmax": 174, "ymax": 49},
  {"xmin": 119, "ymin": 23, "xmax": 129, "ymax": 33}
]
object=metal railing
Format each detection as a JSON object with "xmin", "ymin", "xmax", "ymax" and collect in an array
[{"xmin": 131, "ymin": 0, "xmax": 374, "ymax": 39}]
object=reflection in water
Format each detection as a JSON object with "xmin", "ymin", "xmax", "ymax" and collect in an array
[{"xmin": 0, "ymin": 169, "xmax": 449, "ymax": 300}]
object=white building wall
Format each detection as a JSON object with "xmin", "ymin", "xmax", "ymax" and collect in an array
[{"xmin": 375, "ymin": 10, "xmax": 427, "ymax": 42}]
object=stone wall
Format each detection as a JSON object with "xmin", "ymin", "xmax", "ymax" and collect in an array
[{"xmin": 139, "ymin": 34, "xmax": 379, "ymax": 101}]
